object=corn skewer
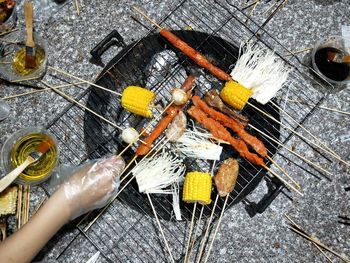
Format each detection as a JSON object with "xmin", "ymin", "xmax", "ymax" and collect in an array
[
  {"xmin": 285, "ymin": 99, "xmax": 350, "ymax": 116},
  {"xmin": 184, "ymin": 202, "xmax": 197, "ymax": 263},
  {"xmin": 1, "ymin": 81, "xmax": 85, "ymax": 100},
  {"xmin": 132, "ymin": 6, "xmax": 336, "ymax": 177},
  {"xmin": 285, "ymin": 215, "xmax": 334, "ymax": 263},
  {"xmin": 184, "ymin": 154, "xmax": 219, "ymax": 262},
  {"xmin": 195, "ymin": 195, "xmax": 219, "ymax": 263},
  {"xmin": 202, "ymin": 194, "xmax": 230, "ymax": 263},
  {"xmin": 270, "ymin": 101, "xmax": 342, "ymax": 159},
  {"xmin": 147, "ymin": 193, "xmax": 175, "ymax": 263},
  {"xmin": 247, "ymin": 102, "xmax": 350, "ymax": 168},
  {"xmin": 285, "ymin": 215, "xmax": 349, "ymax": 263}
]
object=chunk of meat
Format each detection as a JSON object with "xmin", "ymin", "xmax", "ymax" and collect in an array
[
  {"xmin": 166, "ymin": 111, "xmax": 187, "ymax": 142},
  {"xmin": 204, "ymin": 90, "xmax": 249, "ymax": 126},
  {"xmin": 187, "ymin": 106, "xmax": 264, "ymax": 166},
  {"xmin": 214, "ymin": 158, "xmax": 239, "ymax": 197},
  {"xmin": 192, "ymin": 96, "xmax": 267, "ymax": 157}
]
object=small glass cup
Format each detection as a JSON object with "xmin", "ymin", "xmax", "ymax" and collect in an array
[
  {"xmin": 0, "ymin": 127, "xmax": 59, "ymax": 186},
  {"xmin": 311, "ymin": 35, "xmax": 350, "ymax": 93},
  {"xmin": 0, "ymin": 28, "xmax": 48, "ymax": 83}
]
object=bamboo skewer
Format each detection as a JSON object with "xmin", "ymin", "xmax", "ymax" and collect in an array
[
  {"xmin": 74, "ymin": 0, "xmax": 80, "ymax": 15},
  {"xmin": 285, "ymin": 215, "xmax": 334, "ymax": 263},
  {"xmin": 249, "ymin": 124, "xmax": 334, "ymax": 177},
  {"xmin": 133, "ymin": 6, "xmax": 163, "ymax": 30},
  {"xmin": 284, "ymin": 47, "xmax": 313, "ymax": 56},
  {"xmin": 196, "ymin": 195, "xmax": 219, "ymax": 263},
  {"xmin": 16, "ymin": 185, "xmax": 23, "ymax": 230},
  {"xmin": 285, "ymin": 215, "xmax": 349, "ymax": 263},
  {"xmin": 41, "ymin": 81, "xmax": 123, "ymax": 131},
  {"xmin": 1, "ymin": 81, "xmax": 85, "ymax": 100},
  {"xmin": 266, "ymin": 155, "xmax": 301, "ymax": 189},
  {"xmin": 147, "ymin": 193, "xmax": 175, "ymax": 263},
  {"xmin": 248, "ymin": 102, "xmax": 350, "ymax": 167},
  {"xmin": 184, "ymin": 202, "xmax": 197, "ymax": 263},
  {"xmin": 0, "ymin": 28, "xmax": 18, "ymax": 36},
  {"xmin": 262, "ymin": 165, "xmax": 303, "ymax": 196},
  {"xmin": 48, "ymin": 66, "xmax": 122, "ymax": 96},
  {"xmin": 270, "ymin": 101, "xmax": 342, "ymax": 159},
  {"xmin": 188, "ymin": 205, "xmax": 205, "ymax": 256},
  {"xmin": 203, "ymin": 194, "xmax": 230, "ymax": 263},
  {"xmin": 285, "ymin": 99, "xmax": 350, "ymax": 116}
]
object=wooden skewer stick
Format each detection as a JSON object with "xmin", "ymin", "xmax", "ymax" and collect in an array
[
  {"xmin": 289, "ymin": 226, "xmax": 349, "ymax": 262},
  {"xmin": 0, "ymin": 28, "xmax": 18, "ymax": 37},
  {"xmin": 16, "ymin": 185, "xmax": 23, "ymax": 230},
  {"xmin": 188, "ymin": 205, "xmax": 205, "ymax": 256},
  {"xmin": 48, "ymin": 66, "xmax": 122, "ymax": 97},
  {"xmin": 196, "ymin": 195, "xmax": 219, "ymax": 263},
  {"xmin": 262, "ymin": 165, "xmax": 303, "ymax": 196},
  {"xmin": 284, "ymin": 47, "xmax": 313, "ymax": 56},
  {"xmin": 2, "ymin": 81, "xmax": 85, "ymax": 100},
  {"xmin": 74, "ymin": 0, "xmax": 80, "ymax": 15},
  {"xmin": 133, "ymin": 6, "xmax": 163, "ymax": 30},
  {"xmin": 41, "ymin": 81, "xmax": 123, "ymax": 131},
  {"xmin": 248, "ymin": 102, "xmax": 350, "ymax": 168},
  {"xmin": 285, "ymin": 215, "xmax": 334, "ymax": 263},
  {"xmin": 184, "ymin": 202, "xmax": 197, "ymax": 263},
  {"xmin": 266, "ymin": 155, "xmax": 301, "ymax": 189},
  {"xmin": 24, "ymin": 186, "xmax": 30, "ymax": 224},
  {"xmin": 12, "ymin": 76, "xmax": 41, "ymax": 83},
  {"xmin": 147, "ymin": 193, "xmax": 175, "ymax": 263},
  {"xmin": 203, "ymin": 194, "xmax": 230, "ymax": 263},
  {"xmin": 270, "ymin": 101, "xmax": 342, "ymax": 159},
  {"xmin": 0, "ymin": 61, "xmax": 12, "ymax": 64},
  {"xmin": 285, "ymin": 99, "xmax": 350, "ymax": 116},
  {"xmin": 249, "ymin": 124, "xmax": 334, "ymax": 177}
]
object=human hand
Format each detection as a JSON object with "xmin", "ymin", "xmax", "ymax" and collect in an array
[{"xmin": 60, "ymin": 155, "xmax": 125, "ymax": 219}]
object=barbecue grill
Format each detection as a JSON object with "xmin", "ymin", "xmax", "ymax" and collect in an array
[{"xmin": 44, "ymin": 0, "xmax": 328, "ymax": 262}]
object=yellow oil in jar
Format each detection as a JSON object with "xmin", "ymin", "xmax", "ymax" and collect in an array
[
  {"xmin": 12, "ymin": 46, "xmax": 45, "ymax": 76},
  {"xmin": 10, "ymin": 133, "xmax": 57, "ymax": 183}
]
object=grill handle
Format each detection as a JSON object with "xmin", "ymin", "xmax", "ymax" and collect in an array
[
  {"xmin": 90, "ymin": 30, "xmax": 126, "ymax": 67},
  {"xmin": 244, "ymin": 176, "xmax": 285, "ymax": 217}
]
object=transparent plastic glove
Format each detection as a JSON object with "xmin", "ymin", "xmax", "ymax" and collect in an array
[{"xmin": 62, "ymin": 155, "xmax": 125, "ymax": 219}]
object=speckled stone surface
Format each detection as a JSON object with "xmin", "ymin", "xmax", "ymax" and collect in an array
[{"xmin": 0, "ymin": 0, "xmax": 349, "ymax": 263}]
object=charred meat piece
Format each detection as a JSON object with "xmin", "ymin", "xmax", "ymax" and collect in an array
[
  {"xmin": 166, "ymin": 111, "xmax": 187, "ymax": 142},
  {"xmin": 214, "ymin": 158, "xmax": 239, "ymax": 197},
  {"xmin": 204, "ymin": 90, "xmax": 249, "ymax": 126}
]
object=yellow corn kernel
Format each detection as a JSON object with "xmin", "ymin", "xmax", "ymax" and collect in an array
[
  {"xmin": 220, "ymin": 81, "xmax": 252, "ymax": 110},
  {"xmin": 182, "ymin": 172, "xmax": 212, "ymax": 205},
  {"xmin": 121, "ymin": 86, "xmax": 156, "ymax": 118},
  {"xmin": 0, "ymin": 186, "xmax": 18, "ymax": 216}
]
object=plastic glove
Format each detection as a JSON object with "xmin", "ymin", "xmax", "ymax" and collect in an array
[{"xmin": 62, "ymin": 155, "xmax": 125, "ymax": 219}]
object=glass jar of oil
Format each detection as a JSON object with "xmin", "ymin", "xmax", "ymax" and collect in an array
[
  {"xmin": 12, "ymin": 46, "xmax": 46, "ymax": 76},
  {"xmin": 1, "ymin": 127, "xmax": 58, "ymax": 185}
]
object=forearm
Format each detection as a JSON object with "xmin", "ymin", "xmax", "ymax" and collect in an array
[{"xmin": 0, "ymin": 188, "xmax": 72, "ymax": 263}]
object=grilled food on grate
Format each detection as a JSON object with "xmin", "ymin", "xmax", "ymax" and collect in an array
[{"xmin": 214, "ymin": 158, "xmax": 239, "ymax": 197}]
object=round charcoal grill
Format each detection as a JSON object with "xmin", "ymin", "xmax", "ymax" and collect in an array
[{"xmin": 83, "ymin": 30, "xmax": 281, "ymax": 220}]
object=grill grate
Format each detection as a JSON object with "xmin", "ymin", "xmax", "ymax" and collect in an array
[{"xmin": 45, "ymin": 0, "xmax": 330, "ymax": 262}]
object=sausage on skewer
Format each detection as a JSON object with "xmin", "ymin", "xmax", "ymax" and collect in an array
[{"xmin": 160, "ymin": 29, "xmax": 232, "ymax": 82}]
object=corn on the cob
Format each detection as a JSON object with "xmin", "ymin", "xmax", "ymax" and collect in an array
[
  {"xmin": 220, "ymin": 80, "xmax": 252, "ymax": 110},
  {"xmin": 0, "ymin": 186, "xmax": 18, "ymax": 216},
  {"xmin": 121, "ymin": 86, "xmax": 156, "ymax": 118},
  {"xmin": 182, "ymin": 172, "xmax": 212, "ymax": 205}
]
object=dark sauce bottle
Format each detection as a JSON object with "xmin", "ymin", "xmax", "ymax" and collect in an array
[{"xmin": 314, "ymin": 47, "xmax": 350, "ymax": 81}]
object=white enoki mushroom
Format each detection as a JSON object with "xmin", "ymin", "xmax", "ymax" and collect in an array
[
  {"xmin": 121, "ymin": 127, "xmax": 139, "ymax": 144},
  {"xmin": 171, "ymin": 88, "xmax": 188, "ymax": 105},
  {"xmin": 175, "ymin": 129, "xmax": 223, "ymax": 160},
  {"xmin": 230, "ymin": 41, "xmax": 291, "ymax": 104},
  {"xmin": 132, "ymin": 150, "xmax": 186, "ymax": 194}
]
